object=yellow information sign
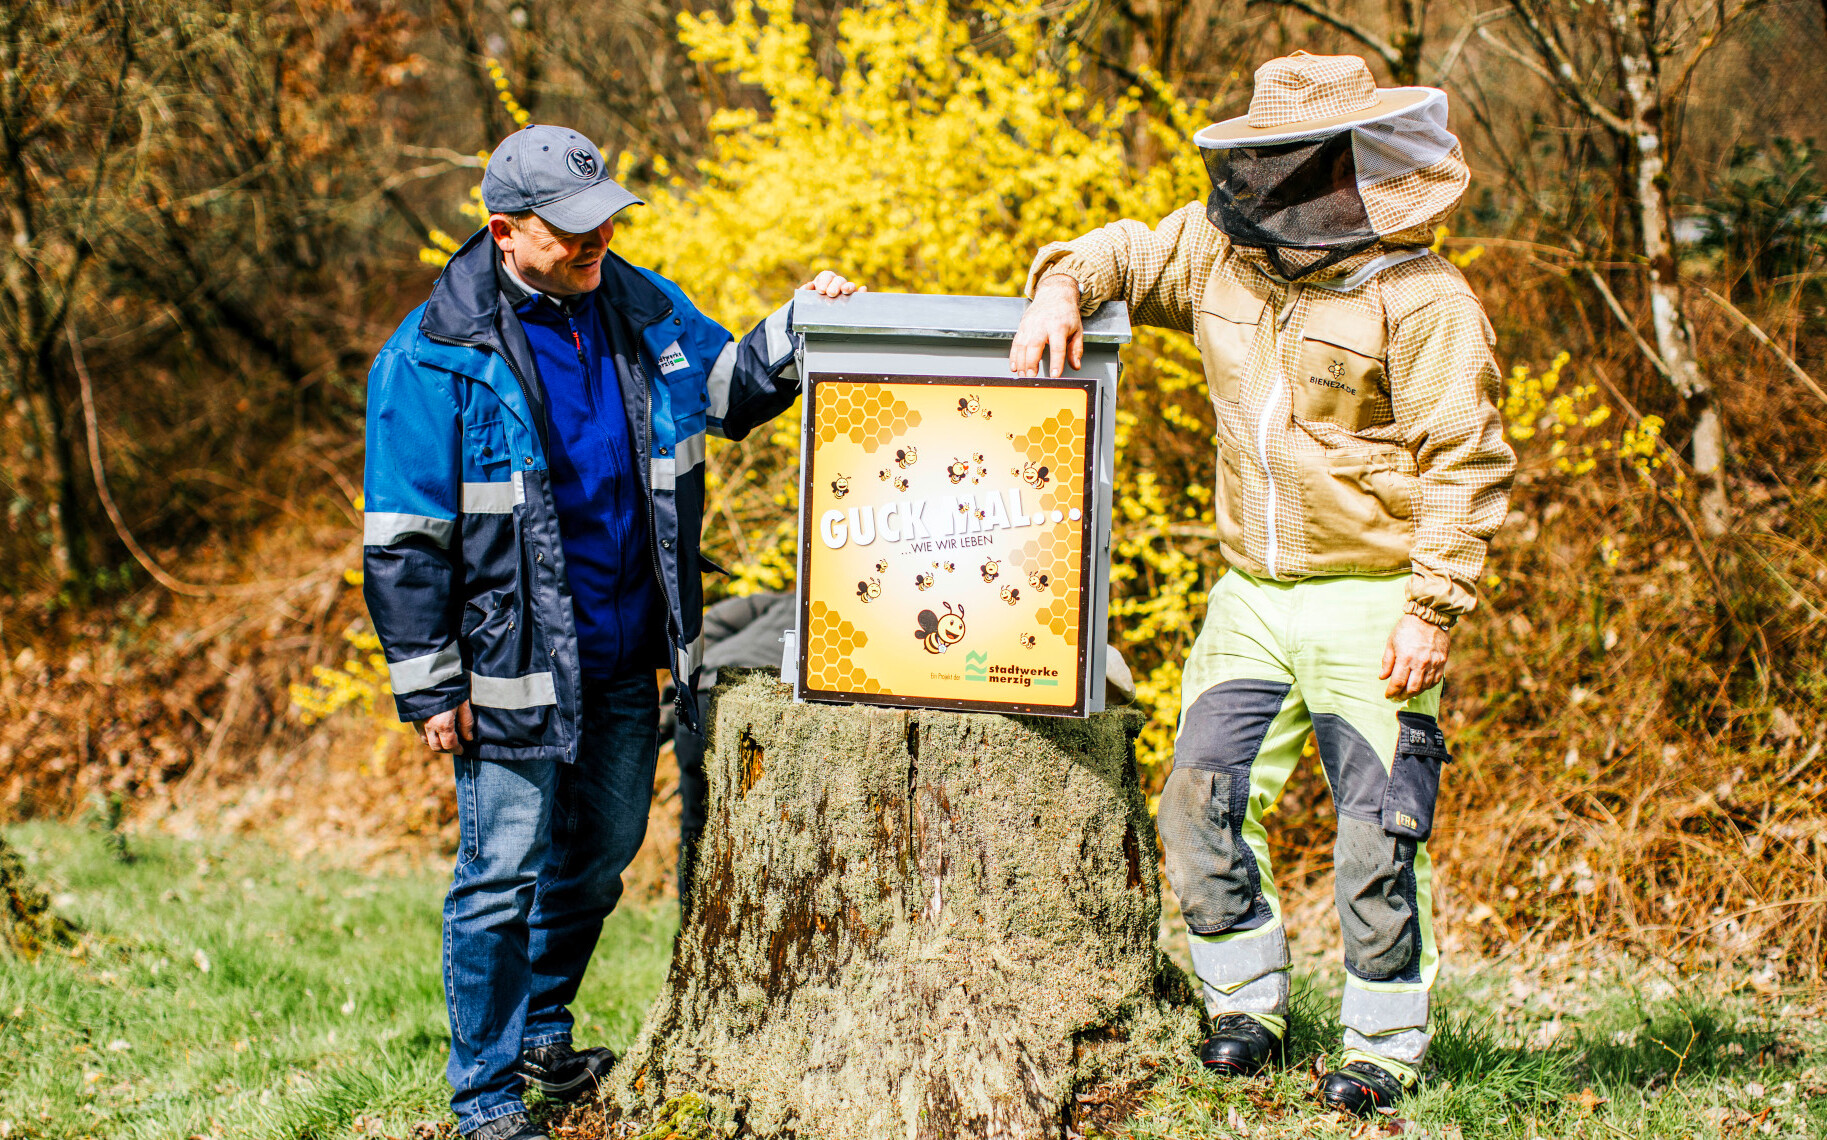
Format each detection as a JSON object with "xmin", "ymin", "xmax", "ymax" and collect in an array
[{"xmin": 796, "ymin": 374, "xmax": 1097, "ymax": 716}]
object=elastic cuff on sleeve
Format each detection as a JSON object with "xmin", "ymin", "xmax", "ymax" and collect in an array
[{"xmin": 1403, "ymin": 600, "xmax": 1458, "ymax": 630}]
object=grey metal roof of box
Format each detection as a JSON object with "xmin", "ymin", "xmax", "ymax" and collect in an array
[{"xmin": 789, "ymin": 291, "xmax": 1131, "ymax": 344}]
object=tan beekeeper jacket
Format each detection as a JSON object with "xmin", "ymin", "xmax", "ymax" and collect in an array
[{"xmin": 1026, "ymin": 202, "xmax": 1516, "ymax": 628}]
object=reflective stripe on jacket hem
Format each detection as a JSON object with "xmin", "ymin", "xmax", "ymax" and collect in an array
[
  {"xmin": 462, "ymin": 478, "xmax": 520, "ymax": 513},
  {"xmin": 469, "ymin": 670, "xmax": 558, "ymax": 709},
  {"xmin": 652, "ymin": 431, "xmax": 707, "ymax": 491}
]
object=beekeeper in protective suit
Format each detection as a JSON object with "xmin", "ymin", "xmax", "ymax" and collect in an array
[{"xmin": 1011, "ymin": 53, "xmax": 1514, "ymax": 1114}]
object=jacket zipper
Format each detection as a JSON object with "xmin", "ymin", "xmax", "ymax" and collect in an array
[
  {"xmin": 628, "ymin": 352, "xmax": 676, "ymax": 662},
  {"xmin": 1255, "ymin": 284, "xmax": 1303, "ymax": 580}
]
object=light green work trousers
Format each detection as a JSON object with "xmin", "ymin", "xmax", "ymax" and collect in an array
[{"xmin": 1159, "ymin": 569, "xmax": 1450, "ymax": 1080}]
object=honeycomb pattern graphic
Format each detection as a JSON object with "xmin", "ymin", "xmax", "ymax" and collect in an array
[
  {"xmin": 1013, "ymin": 525, "xmax": 1080, "ymax": 637},
  {"xmin": 1037, "ymin": 593, "xmax": 1076, "ymax": 639},
  {"xmin": 816, "ymin": 384, "xmax": 923, "ymax": 453},
  {"xmin": 805, "ymin": 600, "xmax": 887, "ymax": 694},
  {"xmin": 1012, "ymin": 410, "xmax": 1084, "ymax": 512}
]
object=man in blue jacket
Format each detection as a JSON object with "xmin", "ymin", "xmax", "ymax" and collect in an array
[{"xmin": 362, "ymin": 124, "xmax": 858, "ymax": 1140}]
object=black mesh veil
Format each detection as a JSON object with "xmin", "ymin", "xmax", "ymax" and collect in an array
[{"xmin": 1203, "ymin": 130, "xmax": 1379, "ymax": 279}]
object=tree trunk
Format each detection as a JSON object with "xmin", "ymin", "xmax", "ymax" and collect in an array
[
  {"xmin": 615, "ymin": 670, "xmax": 1200, "ymax": 1140},
  {"xmin": 1613, "ymin": 0, "xmax": 1730, "ymax": 537}
]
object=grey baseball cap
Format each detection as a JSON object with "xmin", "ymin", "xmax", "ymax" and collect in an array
[{"xmin": 479, "ymin": 125, "xmax": 643, "ymax": 233}]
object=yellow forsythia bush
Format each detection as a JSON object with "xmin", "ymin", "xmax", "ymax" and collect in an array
[
  {"xmin": 332, "ymin": 0, "xmax": 1656, "ymax": 783},
  {"xmin": 607, "ymin": 0, "xmax": 1217, "ymax": 771}
]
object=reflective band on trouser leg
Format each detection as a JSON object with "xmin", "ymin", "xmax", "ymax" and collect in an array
[
  {"xmin": 1188, "ymin": 923, "xmax": 1290, "ymax": 1019},
  {"xmin": 1172, "ymin": 571, "xmax": 1312, "ymax": 1025},
  {"xmin": 1341, "ymin": 979, "xmax": 1430, "ymax": 1069}
]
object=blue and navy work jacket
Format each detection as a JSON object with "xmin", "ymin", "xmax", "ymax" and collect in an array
[{"xmin": 362, "ymin": 230, "xmax": 799, "ymax": 759}]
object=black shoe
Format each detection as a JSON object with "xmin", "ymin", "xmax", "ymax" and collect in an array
[
  {"xmin": 1321, "ymin": 1060, "xmax": 1408, "ymax": 1116},
  {"xmin": 469, "ymin": 1113, "xmax": 547, "ymax": 1140},
  {"xmin": 516, "ymin": 1042, "xmax": 616, "ymax": 1101},
  {"xmin": 1199, "ymin": 1013, "xmax": 1285, "ymax": 1076}
]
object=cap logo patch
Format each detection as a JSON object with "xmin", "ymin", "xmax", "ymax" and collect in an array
[{"xmin": 565, "ymin": 147, "xmax": 598, "ymax": 179}]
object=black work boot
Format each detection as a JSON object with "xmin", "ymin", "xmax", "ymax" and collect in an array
[
  {"xmin": 469, "ymin": 1112, "xmax": 547, "ymax": 1140},
  {"xmin": 1321, "ymin": 1060, "xmax": 1408, "ymax": 1115},
  {"xmin": 1199, "ymin": 1013, "xmax": 1285, "ymax": 1076},
  {"xmin": 516, "ymin": 1042, "xmax": 617, "ymax": 1102}
]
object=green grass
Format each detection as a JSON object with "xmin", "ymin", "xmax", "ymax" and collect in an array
[
  {"xmin": 1116, "ymin": 972, "xmax": 1824, "ymax": 1139},
  {"xmin": 0, "ymin": 822, "xmax": 675, "ymax": 1140},
  {"xmin": 5, "ymin": 821, "xmax": 1821, "ymax": 1140}
]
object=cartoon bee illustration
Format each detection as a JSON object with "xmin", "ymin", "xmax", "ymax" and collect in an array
[
  {"xmin": 878, "ymin": 468, "xmax": 891, "ymax": 482},
  {"xmin": 895, "ymin": 445, "xmax": 919, "ymax": 469},
  {"xmin": 973, "ymin": 452, "xmax": 985, "ymax": 464},
  {"xmin": 946, "ymin": 458, "xmax": 971, "ymax": 484},
  {"xmin": 1021, "ymin": 461, "xmax": 1051, "ymax": 490},
  {"xmin": 915, "ymin": 572, "xmax": 935, "ymax": 591},
  {"xmin": 1019, "ymin": 633, "xmax": 1037, "ymax": 649},
  {"xmin": 958, "ymin": 393, "xmax": 981, "ymax": 417},
  {"xmin": 980, "ymin": 559, "xmax": 1001, "ymax": 582},
  {"xmin": 892, "ymin": 474, "xmax": 909, "ymax": 492},
  {"xmin": 973, "ymin": 508, "xmax": 987, "ymax": 522},
  {"xmin": 1000, "ymin": 584, "xmax": 1021, "ymax": 605},
  {"xmin": 1027, "ymin": 569, "xmax": 1051, "ymax": 591},
  {"xmin": 856, "ymin": 577, "xmax": 882, "ymax": 602},
  {"xmin": 941, "ymin": 561, "xmax": 955, "ymax": 573},
  {"xmin": 956, "ymin": 501, "xmax": 971, "ymax": 516},
  {"xmin": 830, "ymin": 474, "xmax": 851, "ymax": 499},
  {"xmin": 874, "ymin": 558, "xmax": 889, "ymax": 573},
  {"xmin": 914, "ymin": 602, "xmax": 968, "ymax": 655}
]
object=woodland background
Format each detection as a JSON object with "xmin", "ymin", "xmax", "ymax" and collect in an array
[{"xmin": 2, "ymin": 0, "xmax": 1825, "ymax": 983}]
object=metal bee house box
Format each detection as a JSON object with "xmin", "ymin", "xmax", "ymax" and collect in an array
[{"xmin": 785, "ymin": 292, "xmax": 1130, "ymax": 718}]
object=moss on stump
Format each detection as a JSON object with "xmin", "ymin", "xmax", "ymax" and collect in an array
[{"xmin": 615, "ymin": 670, "xmax": 1200, "ymax": 1139}]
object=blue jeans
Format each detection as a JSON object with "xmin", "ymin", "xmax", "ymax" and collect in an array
[{"xmin": 442, "ymin": 672, "xmax": 659, "ymax": 1132}]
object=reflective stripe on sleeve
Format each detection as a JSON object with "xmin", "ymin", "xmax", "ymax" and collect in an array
[
  {"xmin": 387, "ymin": 646, "xmax": 463, "ymax": 694},
  {"xmin": 706, "ymin": 341, "xmax": 737, "ymax": 420},
  {"xmin": 469, "ymin": 670, "xmax": 558, "ymax": 709},
  {"xmin": 363, "ymin": 512, "xmax": 455, "ymax": 548},
  {"xmin": 763, "ymin": 301, "xmax": 795, "ymax": 371},
  {"xmin": 462, "ymin": 481, "xmax": 517, "ymax": 514}
]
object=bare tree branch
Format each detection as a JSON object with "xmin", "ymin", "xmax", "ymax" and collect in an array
[
  {"xmin": 1246, "ymin": 0, "xmax": 1404, "ymax": 70},
  {"xmin": 1504, "ymin": 0, "xmax": 1634, "ymax": 135}
]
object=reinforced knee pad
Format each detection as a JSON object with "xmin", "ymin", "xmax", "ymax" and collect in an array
[
  {"xmin": 1158, "ymin": 765, "xmax": 1265, "ymax": 934},
  {"xmin": 1333, "ymin": 816, "xmax": 1422, "ymax": 982},
  {"xmin": 1163, "ymin": 678, "xmax": 1290, "ymax": 935}
]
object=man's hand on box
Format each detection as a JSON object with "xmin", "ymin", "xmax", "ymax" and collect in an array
[
  {"xmin": 800, "ymin": 271, "xmax": 865, "ymax": 298},
  {"xmin": 1380, "ymin": 615, "xmax": 1450, "ymax": 700},
  {"xmin": 1010, "ymin": 274, "xmax": 1084, "ymax": 378},
  {"xmin": 415, "ymin": 700, "xmax": 475, "ymax": 755}
]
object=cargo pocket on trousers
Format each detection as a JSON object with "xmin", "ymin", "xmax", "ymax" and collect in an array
[
  {"xmin": 1159, "ymin": 765, "xmax": 1256, "ymax": 935},
  {"xmin": 1382, "ymin": 712, "xmax": 1450, "ymax": 842}
]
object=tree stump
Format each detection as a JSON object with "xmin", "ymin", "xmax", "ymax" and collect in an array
[{"xmin": 614, "ymin": 670, "xmax": 1200, "ymax": 1139}]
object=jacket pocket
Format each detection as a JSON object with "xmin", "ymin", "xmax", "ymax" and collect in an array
[
  {"xmin": 462, "ymin": 589, "xmax": 558, "ymax": 751},
  {"xmin": 1195, "ymin": 279, "xmax": 1265, "ymax": 404},
  {"xmin": 463, "ymin": 418, "xmax": 513, "ymax": 482},
  {"xmin": 1214, "ymin": 434, "xmax": 1249, "ymax": 550},
  {"xmin": 1294, "ymin": 302, "xmax": 1392, "ymax": 431},
  {"xmin": 1382, "ymin": 711, "xmax": 1450, "ymax": 841},
  {"xmin": 1302, "ymin": 451, "xmax": 1414, "ymax": 572}
]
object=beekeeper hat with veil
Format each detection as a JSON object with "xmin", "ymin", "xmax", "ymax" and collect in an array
[{"xmin": 1196, "ymin": 52, "xmax": 1470, "ymax": 281}]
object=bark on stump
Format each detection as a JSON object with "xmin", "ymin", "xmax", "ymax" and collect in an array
[{"xmin": 614, "ymin": 669, "xmax": 1199, "ymax": 1139}]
